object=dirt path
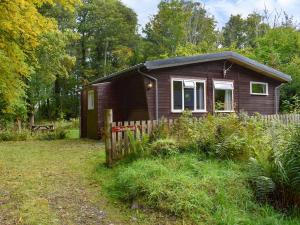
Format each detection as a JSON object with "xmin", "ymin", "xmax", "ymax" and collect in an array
[{"xmin": 0, "ymin": 140, "xmax": 133, "ymax": 225}]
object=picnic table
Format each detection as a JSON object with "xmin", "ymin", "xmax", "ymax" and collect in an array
[{"xmin": 31, "ymin": 124, "xmax": 55, "ymax": 132}]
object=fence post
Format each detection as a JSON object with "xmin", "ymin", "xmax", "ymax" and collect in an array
[{"xmin": 104, "ymin": 109, "xmax": 113, "ymax": 167}]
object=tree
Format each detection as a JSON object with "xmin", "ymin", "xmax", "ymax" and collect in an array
[
  {"xmin": 222, "ymin": 13, "xmax": 269, "ymax": 49},
  {"xmin": 144, "ymin": 0, "xmax": 217, "ymax": 59},
  {"xmin": 76, "ymin": 0, "xmax": 139, "ymax": 81},
  {"xmin": 0, "ymin": 0, "xmax": 80, "ymax": 124},
  {"xmin": 250, "ymin": 27, "xmax": 300, "ymax": 111}
]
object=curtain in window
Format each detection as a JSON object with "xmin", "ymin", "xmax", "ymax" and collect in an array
[
  {"xmin": 224, "ymin": 90, "xmax": 232, "ymax": 111},
  {"xmin": 196, "ymin": 83, "xmax": 204, "ymax": 110}
]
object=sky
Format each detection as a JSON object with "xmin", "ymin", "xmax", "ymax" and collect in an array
[{"xmin": 121, "ymin": 0, "xmax": 300, "ymax": 32}]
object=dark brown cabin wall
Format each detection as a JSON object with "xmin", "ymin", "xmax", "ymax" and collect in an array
[
  {"xmin": 236, "ymin": 65, "xmax": 281, "ymax": 115},
  {"xmin": 80, "ymin": 90, "xmax": 87, "ymax": 138},
  {"xmin": 144, "ymin": 76, "xmax": 156, "ymax": 120},
  {"xmin": 147, "ymin": 60, "xmax": 281, "ymax": 118},
  {"xmin": 96, "ymin": 82, "xmax": 117, "ymax": 138},
  {"xmin": 112, "ymin": 73, "xmax": 150, "ymax": 121}
]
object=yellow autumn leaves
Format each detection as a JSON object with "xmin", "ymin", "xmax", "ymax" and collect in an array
[{"xmin": 0, "ymin": 0, "xmax": 80, "ymax": 113}]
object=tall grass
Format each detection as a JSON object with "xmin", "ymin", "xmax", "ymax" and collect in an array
[
  {"xmin": 115, "ymin": 112, "xmax": 300, "ymax": 221},
  {"xmin": 108, "ymin": 154, "xmax": 299, "ymax": 224}
]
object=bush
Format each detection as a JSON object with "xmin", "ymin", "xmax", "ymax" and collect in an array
[
  {"xmin": 108, "ymin": 155, "xmax": 297, "ymax": 224},
  {"xmin": 149, "ymin": 138, "xmax": 179, "ymax": 157},
  {"xmin": 170, "ymin": 112, "xmax": 266, "ymax": 160},
  {"xmin": 37, "ymin": 129, "xmax": 67, "ymax": 141},
  {"xmin": 0, "ymin": 130, "xmax": 30, "ymax": 141},
  {"xmin": 126, "ymin": 130, "xmax": 150, "ymax": 160},
  {"xmin": 249, "ymin": 125, "xmax": 300, "ymax": 209},
  {"xmin": 149, "ymin": 119, "xmax": 171, "ymax": 141}
]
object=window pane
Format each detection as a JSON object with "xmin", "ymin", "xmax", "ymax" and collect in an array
[
  {"xmin": 215, "ymin": 89, "xmax": 225, "ymax": 111},
  {"xmin": 173, "ymin": 81, "xmax": 182, "ymax": 110},
  {"xmin": 252, "ymin": 83, "xmax": 267, "ymax": 94},
  {"xmin": 215, "ymin": 89, "xmax": 233, "ymax": 111},
  {"xmin": 196, "ymin": 82, "xmax": 205, "ymax": 110},
  {"xmin": 184, "ymin": 88, "xmax": 194, "ymax": 110},
  {"xmin": 88, "ymin": 90, "xmax": 94, "ymax": 110},
  {"xmin": 184, "ymin": 80, "xmax": 195, "ymax": 88}
]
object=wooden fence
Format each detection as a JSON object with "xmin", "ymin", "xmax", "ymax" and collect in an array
[
  {"xmin": 259, "ymin": 114, "xmax": 300, "ymax": 125},
  {"xmin": 103, "ymin": 109, "xmax": 300, "ymax": 167}
]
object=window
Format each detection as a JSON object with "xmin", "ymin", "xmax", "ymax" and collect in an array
[
  {"xmin": 214, "ymin": 81, "xmax": 234, "ymax": 112},
  {"xmin": 250, "ymin": 82, "xmax": 268, "ymax": 95},
  {"xmin": 171, "ymin": 79, "xmax": 206, "ymax": 112},
  {"xmin": 88, "ymin": 90, "xmax": 94, "ymax": 110}
]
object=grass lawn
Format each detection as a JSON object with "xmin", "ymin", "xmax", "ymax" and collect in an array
[
  {"xmin": 1, "ymin": 136, "xmax": 299, "ymax": 225},
  {"xmin": 0, "ymin": 138, "xmax": 160, "ymax": 225}
]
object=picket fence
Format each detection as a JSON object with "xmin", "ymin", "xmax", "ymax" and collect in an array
[
  {"xmin": 103, "ymin": 109, "xmax": 300, "ymax": 167},
  {"xmin": 259, "ymin": 113, "xmax": 300, "ymax": 125}
]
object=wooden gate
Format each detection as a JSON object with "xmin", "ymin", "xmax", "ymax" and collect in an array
[{"xmin": 103, "ymin": 109, "xmax": 175, "ymax": 167}]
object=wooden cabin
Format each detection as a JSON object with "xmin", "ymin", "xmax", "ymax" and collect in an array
[{"xmin": 80, "ymin": 51, "xmax": 292, "ymax": 139}]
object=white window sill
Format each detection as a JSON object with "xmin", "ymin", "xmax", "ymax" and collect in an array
[
  {"xmin": 250, "ymin": 93, "xmax": 268, "ymax": 96},
  {"xmin": 215, "ymin": 110, "xmax": 235, "ymax": 113},
  {"xmin": 171, "ymin": 110, "xmax": 207, "ymax": 113}
]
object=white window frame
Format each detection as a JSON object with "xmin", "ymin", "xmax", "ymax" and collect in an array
[
  {"xmin": 88, "ymin": 90, "xmax": 95, "ymax": 110},
  {"xmin": 250, "ymin": 81, "xmax": 269, "ymax": 96},
  {"xmin": 171, "ymin": 78, "xmax": 207, "ymax": 113},
  {"xmin": 213, "ymin": 80, "xmax": 235, "ymax": 113}
]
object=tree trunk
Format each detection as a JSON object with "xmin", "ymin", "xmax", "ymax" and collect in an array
[
  {"xmin": 29, "ymin": 111, "xmax": 35, "ymax": 128},
  {"xmin": 16, "ymin": 117, "xmax": 22, "ymax": 133}
]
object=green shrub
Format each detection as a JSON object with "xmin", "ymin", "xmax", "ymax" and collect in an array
[
  {"xmin": 149, "ymin": 138, "xmax": 179, "ymax": 157},
  {"xmin": 149, "ymin": 119, "xmax": 171, "ymax": 141},
  {"xmin": 108, "ymin": 155, "xmax": 297, "ymax": 224},
  {"xmin": 38, "ymin": 129, "xmax": 67, "ymax": 140},
  {"xmin": 126, "ymin": 130, "xmax": 149, "ymax": 160},
  {"xmin": 0, "ymin": 130, "xmax": 30, "ymax": 141},
  {"xmin": 249, "ymin": 125, "xmax": 300, "ymax": 208},
  {"xmin": 170, "ymin": 113, "xmax": 266, "ymax": 160}
]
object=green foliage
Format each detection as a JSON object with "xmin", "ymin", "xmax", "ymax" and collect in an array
[
  {"xmin": 0, "ymin": 130, "xmax": 30, "ymax": 142},
  {"xmin": 144, "ymin": 0, "xmax": 217, "ymax": 59},
  {"xmin": 38, "ymin": 129, "xmax": 68, "ymax": 141},
  {"xmin": 149, "ymin": 138, "xmax": 179, "ymax": 157},
  {"xmin": 108, "ymin": 154, "xmax": 299, "ymax": 224},
  {"xmin": 222, "ymin": 13, "xmax": 269, "ymax": 48},
  {"xmin": 249, "ymin": 124, "xmax": 300, "ymax": 208},
  {"xmin": 282, "ymin": 95, "xmax": 300, "ymax": 113},
  {"xmin": 0, "ymin": 0, "xmax": 80, "ymax": 121},
  {"xmin": 168, "ymin": 112, "xmax": 266, "ymax": 160},
  {"xmin": 127, "ymin": 130, "xmax": 150, "ymax": 160},
  {"xmin": 149, "ymin": 119, "xmax": 171, "ymax": 141}
]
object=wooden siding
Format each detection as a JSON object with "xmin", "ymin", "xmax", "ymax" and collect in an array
[
  {"xmin": 144, "ymin": 76, "xmax": 156, "ymax": 120},
  {"xmin": 81, "ymin": 59, "xmax": 285, "ymax": 137},
  {"xmin": 81, "ymin": 73, "xmax": 150, "ymax": 139},
  {"xmin": 146, "ymin": 60, "xmax": 282, "ymax": 119},
  {"xmin": 96, "ymin": 82, "xmax": 116, "ymax": 138},
  {"xmin": 80, "ymin": 90, "xmax": 87, "ymax": 138}
]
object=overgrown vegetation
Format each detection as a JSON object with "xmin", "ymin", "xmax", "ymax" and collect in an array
[
  {"xmin": 0, "ymin": 119, "xmax": 79, "ymax": 141},
  {"xmin": 105, "ymin": 113, "xmax": 300, "ymax": 224}
]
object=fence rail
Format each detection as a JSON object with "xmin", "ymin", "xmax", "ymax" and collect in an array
[
  {"xmin": 259, "ymin": 114, "xmax": 300, "ymax": 124},
  {"xmin": 104, "ymin": 110, "xmax": 300, "ymax": 167}
]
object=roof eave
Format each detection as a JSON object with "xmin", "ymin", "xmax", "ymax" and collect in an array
[
  {"xmin": 89, "ymin": 63, "xmax": 145, "ymax": 85},
  {"xmin": 145, "ymin": 52, "xmax": 292, "ymax": 82}
]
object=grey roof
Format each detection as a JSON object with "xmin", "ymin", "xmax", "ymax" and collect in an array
[
  {"xmin": 145, "ymin": 51, "xmax": 292, "ymax": 82},
  {"xmin": 91, "ymin": 51, "xmax": 292, "ymax": 84}
]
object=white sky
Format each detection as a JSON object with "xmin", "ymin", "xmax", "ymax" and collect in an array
[{"xmin": 121, "ymin": 0, "xmax": 300, "ymax": 32}]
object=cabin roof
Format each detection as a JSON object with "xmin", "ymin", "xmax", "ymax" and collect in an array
[{"xmin": 91, "ymin": 51, "xmax": 292, "ymax": 84}]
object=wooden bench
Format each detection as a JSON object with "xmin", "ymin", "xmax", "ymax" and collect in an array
[{"xmin": 31, "ymin": 124, "xmax": 55, "ymax": 133}]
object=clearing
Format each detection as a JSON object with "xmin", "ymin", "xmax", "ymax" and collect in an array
[{"xmin": 0, "ymin": 139, "xmax": 152, "ymax": 225}]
